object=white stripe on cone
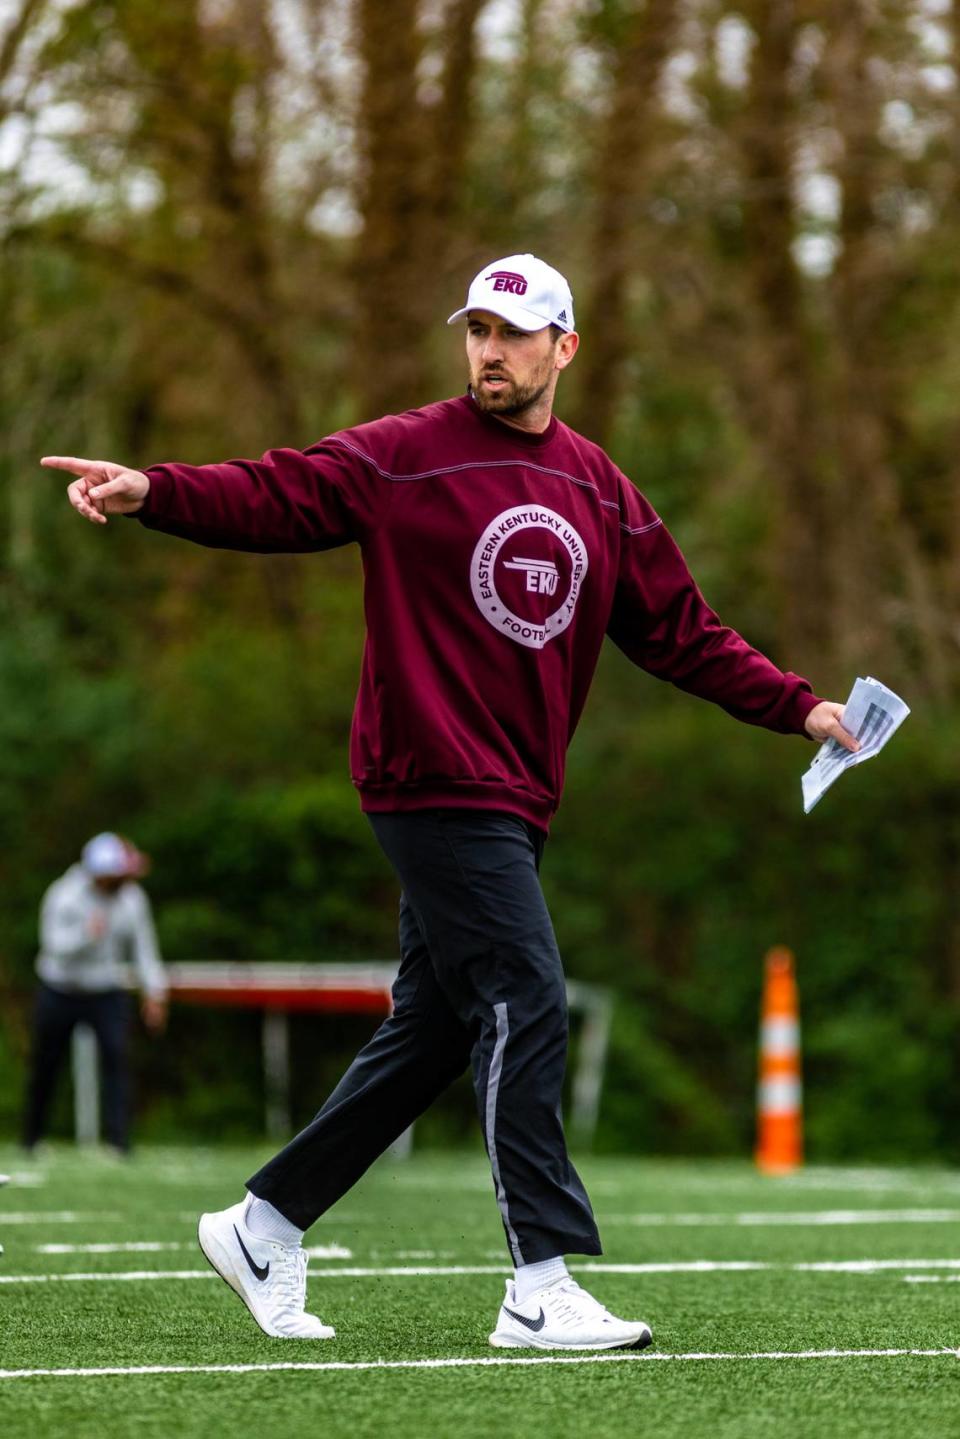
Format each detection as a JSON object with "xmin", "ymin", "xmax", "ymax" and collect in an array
[{"xmin": 758, "ymin": 1076, "xmax": 802, "ymax": 1113}]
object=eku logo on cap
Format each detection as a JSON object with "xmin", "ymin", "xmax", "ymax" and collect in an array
[{"xmin": 486, "ymin": 270, "xmax": 528, "ymax": 295}]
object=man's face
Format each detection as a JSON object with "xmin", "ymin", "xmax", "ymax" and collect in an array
[
  {"xmin": 465, "ymin": 311, "xmax": 562, "ymax": 418},
  {"xmin": 93, "ymin": 875, "xmax": 128, "ymax": 895}
]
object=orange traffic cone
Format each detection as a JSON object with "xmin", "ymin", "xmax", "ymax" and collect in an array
[{"xmin": 755, "ymin": 946, "xmax": 803, "ymax": 1173}]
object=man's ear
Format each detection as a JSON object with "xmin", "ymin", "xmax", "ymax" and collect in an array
[{"xmin": 555, "ymin": 332, "xmax": 579, "ymax": 371}]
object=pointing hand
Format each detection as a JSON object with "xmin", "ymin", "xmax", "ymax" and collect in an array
[{"xmin": 41, "ymin": 456, "xmax": 150, "ymax": 524}]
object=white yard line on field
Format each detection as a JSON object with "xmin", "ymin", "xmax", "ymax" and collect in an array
[
  {"xmin": 903, "ymin": 1275, "xmax": 960, "ymax": 1284},
  {"xmin": 791, "ymin": 1259, "xmax": 960, "ymax": 1273},
  {"xmin": 29, "ymin": 1242, "xmax": 352, "ymax": 1259},
  {"xmin": 580, "ymin": 1259, "xmax": 960, "ymax": 1276},
  {"xmin": 0, "ymin": 1349, "xmax": 956, "ymax": 1382},
  {"xmin": 604, "ymin": 1209, "xmax": 960, "ymax": 1227},
  {"xmin": 771, "ymin": 1168, "xmax": 960, "ymax": 1194},
  {"xmin": 0, "ymin": 1270, "xmax": 219, "ymax": 1284},
  {"xmin": 0, "ymin": 1212, "xmax": 121, "ymax": 1224},
  {"xmin": 3, "ymin": 1259, "xmax": 960, "ymax": 1284},
  {"xmin": 34, "ymin": 1242, "xmax": 183, "ymax": 1255}
]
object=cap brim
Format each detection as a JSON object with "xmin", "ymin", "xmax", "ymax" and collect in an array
[{"xmin": 447, "ymin": 302, "xmax": 568, "ymax": 332}]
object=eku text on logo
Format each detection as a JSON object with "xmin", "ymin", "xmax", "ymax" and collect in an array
[
  {"xmin": 503, "ymin": 557, "xmax": 559, "ymax": 596},
  {"xmin": 486, "ymin": 271, "xmax": 528, "ymax": 295}
]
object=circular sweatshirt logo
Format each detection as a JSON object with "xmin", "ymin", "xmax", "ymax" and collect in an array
[{"xmin": 470, "ymin": 505, "xmax": 588, "ymax": 650}]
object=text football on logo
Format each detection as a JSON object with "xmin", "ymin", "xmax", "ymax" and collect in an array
[
  {"xmin": 485, "ymin": 270, "xmax": 528, "ymax": 295},
  {"xmin": 470, "ymin": 506, "xmax": 588, "ymax": 650}
]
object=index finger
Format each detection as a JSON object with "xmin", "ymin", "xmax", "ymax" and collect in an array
[{"xmin": 41, "ymin": 456, "xmax": 99, "ymax": 476}]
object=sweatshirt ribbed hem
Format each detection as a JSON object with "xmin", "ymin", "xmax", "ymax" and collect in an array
[{"xmin": 356, "ymin": 779, "xmax": 554, "ymax": 833}]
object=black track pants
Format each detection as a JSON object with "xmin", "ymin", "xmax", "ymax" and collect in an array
[
  {"xmin": 22, "ymin": 983, "xmax": 132, "ymax": 1150},
  {"xmin": 247, "ymin": 809, "xmax": 601, "ymax": 1262}
]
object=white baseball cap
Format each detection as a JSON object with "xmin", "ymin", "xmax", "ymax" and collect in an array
[
  {"xmin": 81, "ymin": 832, "xmax": 149, "ymax": 879},
  {"xmin": 447, "ymin": 254, "xmax": 575, "ymax": 333}
]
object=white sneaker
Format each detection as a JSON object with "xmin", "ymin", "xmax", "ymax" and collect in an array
[
  {"xmin": 489, "ymin": 1276, "xmax": 652, "ymax": 1352},
  {"xmin": 198, "ymin": 1196, "xmax": 335, "ymax": 1339}
]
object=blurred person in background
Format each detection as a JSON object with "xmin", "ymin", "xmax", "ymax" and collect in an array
[
  {"xmin": 22, "ymin": 832, "xmax": 168, "ymax": 1156},
  {"xmin": 43, "ymin": 253, "xmax": 856, "ymax": 1350}
]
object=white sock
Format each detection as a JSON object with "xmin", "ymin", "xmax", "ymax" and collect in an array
[
  {"xmin": 514, "ymin": 1255, "xmax": 568, "ymax": 1302},
  {"xmin": 245, "ymin": 1194, "xmax": 304, "ymax": 1248}
]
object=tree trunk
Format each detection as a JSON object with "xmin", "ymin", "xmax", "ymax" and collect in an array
[
  {"xmin": 352, "ymin": 0, "xmax": 434, "ymax": 415},
  {"xmin": 574, "ymin": 0, "xmax": 678, "ymax": 449},
  {"xmin": 114, "ymin": 0, "xmax": 301, "ymax": 435},
  {"xmin": 824, "ymin": 0, "xmax": 950, "ymax": 698},
  {"xmin": 429, "ymin": 0, "xmax": 485, "ymax": 243},
  {"xmin": 732, "ymin": 0, "xmax": 831, "ymax": 676},
  {"xmin": 352, "ymin": 0, "xmax": 484, "ymax": 416}
]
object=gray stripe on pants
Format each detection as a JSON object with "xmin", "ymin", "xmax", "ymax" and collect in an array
[{"xmin": 485, "ymin": 1001, "xmax": 523, "ymax": 1265}]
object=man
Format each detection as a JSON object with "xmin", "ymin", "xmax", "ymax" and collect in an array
[
  {"xmin": 23, "ymin": 832, "xmax": 168, "ymax": 1154},
  {"xmin": 44, "ymin": 253, "xmax": 856, "ymax": 1350}
]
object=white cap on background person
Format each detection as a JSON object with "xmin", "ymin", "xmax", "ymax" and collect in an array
[
  {"xmin": 81, "ymin": 832, "xmax": 150, "ymax": 880},
  {"xmin": 447, "ymin": 254, "xmax": 575, "ymax": 334}
]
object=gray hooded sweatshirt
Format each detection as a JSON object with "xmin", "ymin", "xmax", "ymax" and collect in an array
[{"xmin": 36, "ymin": 864, "xmax": 168, "ymax": 999}]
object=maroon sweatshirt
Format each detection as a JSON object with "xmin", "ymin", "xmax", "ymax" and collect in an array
[{"xmin": 140, "ymin": 393, "xmax": 820, "ymax": 830}]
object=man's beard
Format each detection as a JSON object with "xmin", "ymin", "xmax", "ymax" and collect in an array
[{"xmin": 470, "ymin": 369, "xmax": 551, "ymax": 418}]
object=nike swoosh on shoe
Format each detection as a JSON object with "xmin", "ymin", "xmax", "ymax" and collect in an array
[
  {"xmin": 234, "ymin": 1225, "xmax": 270, "ymax": 1281},
  {"xmin": 502, "ymin": 1304, "xmax": 546, "ymax": 1332}
]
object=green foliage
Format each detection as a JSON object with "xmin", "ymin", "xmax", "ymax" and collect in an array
[{"xmin": 145, "ymin": 777, "xmax": 396, "ymax": 961}]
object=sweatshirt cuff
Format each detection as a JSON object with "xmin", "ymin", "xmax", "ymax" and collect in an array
[
  {"xmin": 129, "ymin": 465, "xmax": 175, "ymax": 523},
  {"xmin": 786, "ymin": 687, "xmax": 824, "ymax": 738}
]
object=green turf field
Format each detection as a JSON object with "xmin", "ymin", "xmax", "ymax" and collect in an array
[{"xmin": 0, "ymin": 1145, "xmax": 958, "ymax": 1437}]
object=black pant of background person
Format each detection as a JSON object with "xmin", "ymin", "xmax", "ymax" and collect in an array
[
  {"xmin": 22, "ymin": 983, "xmax": 133, "ymax": 1151},
  {"xmin": 248, "ymin": 809, "xmax": 601, "ymax": 1263}
]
